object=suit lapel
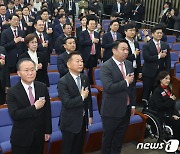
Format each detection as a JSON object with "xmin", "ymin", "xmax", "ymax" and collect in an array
[
  {"xmin": 19, "ymin": 82, "xmax": 32, "ymax": 106},
  {"xmin": 110, "ymin": 58, "xmax": 124, "ymax": 79},
  {"xmin": 67, "ymin": 72, "xmax": 80, "ymax": 93}
]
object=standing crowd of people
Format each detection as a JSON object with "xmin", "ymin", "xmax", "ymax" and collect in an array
[{"xmin": 0, "ymin": 0, "xmax": 180, "ymax": 153}]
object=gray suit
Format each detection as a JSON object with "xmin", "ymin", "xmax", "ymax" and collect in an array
[{"xmin": 100, "ymin": 58, "xmax": 136, "ymax": 154}]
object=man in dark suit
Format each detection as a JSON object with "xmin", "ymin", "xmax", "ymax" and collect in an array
[
  {"xmin": 142, "ymin": 24, "xmax": 171, "ymax": 102},
  {"xmin": 0, "ymin": 4, "xmax": 10, "ymax": 36},
  {"xmin": 112, "ymin": 0, "xmax": 124, "ymax": 17},
  {"xmin": 34, "ymin": 19, "xmax": 50, "ymax": 63},
  {"xmin": 64, "ymin": 0, "xmax": 76, "ymax": 16},
  {"xmin": 131, "ymin": 0, "xmax": 145, "ymax": 28},
  {"xmin": 100, "ymin": 40, "xmax": 136, "ymax": 154},
  {"xmin": 123, "ymin": 0, "xmax": 133, "ymax": 21},
  {"xmin": 6, "ymin": 0, "xmax": 15, "ymax": 17},
  {"xmin": 102, "ymin": 20, "xmax": 122, "ymax": 62},
  {"xmin": 57, "ymin": 36, "xmax": 76, "ymax": 77},
  {"xmin": 124, "ymin": 23, "xmax": 141, "ymax": 81},
  {"xmin": 53, "ymin": 14, "xmax": 66, "ymax": 42},
  {"xmin": 58, "ymin": 52, "xmax": 93, "ymax": 154},
  {"xmin": 0, "ymin": 46, "xmax": 10, "ymax": 104},
  {"xmin": 7, "ymin": 58, "xmax": 52, "ymax": 154},
  {"xmin": 1, "ymin": 14, "xmax": 25, "ymax": 73},
  {"xmin": 55, "ymin": 23, "xmax": 72, "ymax": 54},
  {"xmin": 79, "ymin": 17, "xmax": 101, "ymax": 84}
]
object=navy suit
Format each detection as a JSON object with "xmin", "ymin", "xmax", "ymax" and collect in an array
[
  {"xmin": 54, "ymin": 34, "xmax": 66, "ymax": 54},
  {"xmin": 79, "ymin": 30, "xmax": 101, "ymax": 84},
  {"xmin": 57, "ymin": 51, "xmax": 69, "ymax": 77},
  {"xmin": 131, "ymin": 4, "xmax": 145, "ymax": 22},
  {"xmin": 1, "ymin": 27, "xmax": 25, "ymax": 73},
  {"xmin": 34, "ymin": 31, "xmax": 51, "ymax": 63},
  {"xmin": 142, "ymin": 39, "xmax": 171, "ymax": 101},
  {"xmin": 54, "ymin": 24, "xmax": 63, "ymax": 41},
  {"xmin": 102, "ymin": 32, "xmax": 122, "ymax": 62},
  {"xmin": 112, "ymin": 2, "xmax": 124, "ymax": 14}
]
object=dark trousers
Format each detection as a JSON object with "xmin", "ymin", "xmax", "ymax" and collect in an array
[
  {"xmin": 142, "ymin": 75, "xmax": 156, "ymax": 101},
  {"xmin": 12, "ymin": 131, "xmax": 44, "ymax": 154},
  {"xmin": 61, "ymin": 117, "xmax": 86, "ymax": 154},
  {"xmin": 0, "ymin": 81, "xmax": 5, "ymax": 105},
  {"xmin": 101, "ymin": 107, "xmax": 131, "ymax": 154},
  {"xmin": 84, "ymin": 55, "xmax": 97, "ymax": 85}
]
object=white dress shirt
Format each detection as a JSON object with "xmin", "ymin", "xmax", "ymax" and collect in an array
[{"xmin": 21, "ymin": 81, "xmax": 35, "ymax": 101}]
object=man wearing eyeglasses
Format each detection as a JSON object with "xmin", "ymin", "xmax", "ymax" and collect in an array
[
  {"xmin": 7, "ymin": 58, "xmax": 52, "ymax": 154},
  {"xmin": 1, "ymin": 14, "xmax": 25, "ymax": 73}
]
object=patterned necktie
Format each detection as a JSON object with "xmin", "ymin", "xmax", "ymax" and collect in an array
[
  {"xmin": 90, "ymin": 32, "xmax": 95, "ymax": 55},
  {"xmin": 113, "ymin": 33, "xmax": 116, "ymax": 41},
  {"xmin": 156, "ymin": 42, "xmax": 161, "ymax": 53},
  {"xmin": 28, "ymin": 86, "xmax": 35, "ymax": 105},
  {"xmin": 76, "ymin": 76, "xmax": 81, "ymax": 92},
  {"xmin": 119, "ymin": 63, "xmax": 126, "ymax": 78}
]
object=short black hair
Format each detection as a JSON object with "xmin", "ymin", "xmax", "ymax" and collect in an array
[
  {"xmin": 8, "ymin": 0, "xmax": 14, "ymax": 4},
  {"xmin": 41, "ymin": 9, "xmax": 49, "ymax": 15},
  {"xmin": 66, "ymin": 52, "xmax": 82, "ymax": 63},
  {"xmin": 112, "ymin": 39, "xmax": 128, "ymax": 50},
  {"xmin": 86, "ymin": 15, "xmax": 97, "ymax": 25},
  {"xmin": 63, "ymin": 36, "xmax": 76, "ymax": 44},
  {"xmin": 34, "ymin": 19, "xmax": 43, "ymax": 25},
  {"xmin": 152, "ymin": 24, "xmax": 164, "ymax": 33},
  {"xmin": 16, "ymin": 58, "xmax": 36, "ymax": 71},
  {"xmin": 63, "ymin": 23, "xmax": 72, "ymax": 29},
  {"xmin": 58, "ymin": 13, "xmax": 66, "ymax": 19},
  {"xmin": 22, "ymin": 5, "xmax": 29, "ymax": 11},
  {"xmin": 124, "ymin": 23, "xmax": 136, "ymax": 31},
  {"xmin": 109, "ymin": 19, "xmax": 119, "ymax": 26},
  {"xmin": 9, "ymin": 14, "xmax": 19, "ymax": 20}
]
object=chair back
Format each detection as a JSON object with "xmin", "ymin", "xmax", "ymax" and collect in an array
[
  {"xmin": 174, "ymin": 62, "xmax": 180, "ymax": 78},
  {"xmin": 10, "ymin": 74, "xmax": 20, "ymax": 87},
  {"xmin": 93, "ymin": 67, "xmax": 102, "ymax": 87}
]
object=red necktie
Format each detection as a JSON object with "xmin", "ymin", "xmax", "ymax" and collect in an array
[
  {"xmin": 28, "ymin": 86, "xmax": 35, "ymax": 105},
  {"xmin": 156, "ymin": 42, "xmax": 161, "ymax": 53},
  {"xmin": 90, "ymin": 32, "xmax": 95, "ymax": 55},
  {"xmin": 14, "ymin": 30, "xmax": 17, "ymax": 37},
  {"xmin": 39, "ymin": 33, "xmax": 43, "ymax": 43}
]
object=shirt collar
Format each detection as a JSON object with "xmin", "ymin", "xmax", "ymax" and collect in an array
[
  {"xmin": 125, "ymin": 37, "xmax": 134, "ymax": 43},
  {"xmin": 112, "ymin": 56, "xmax": 124, "ymax": 66},
  {"xmin": 70, "ymin": 71, "xmax": 80, "ymax": 81},
  {"xmin": 21, "ymin": 80, "xmax": 34, "ymax": 91},
  {"xmin": 153, "ymin": 39, "xmax": 160, "ymax": 45}
]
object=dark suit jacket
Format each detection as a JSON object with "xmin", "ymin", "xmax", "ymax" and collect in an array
[
  {"xmin": 126, "ymin": 40, "xmax": 141, "ymax": 77},
  {"xmin": 131, "ymin": 4, "xmax": 145, "ymax": 21},
  {"xmin": 100, "ymin": 58, "xmax": 136, "ymax": 118},
  {"xmin": 1, "ymin": 27, "xmax": 25, "ymax": 67},
  {"xmin": 57, "ymin": 51, "xmax": 69, "ymax": 77},
  {"xmin": 54, "ymin": 34, "xmax": 66, "ymax": 54},
  {"xmin": 112, "ymin": 2, "xmax": 124, "ymax": 13},
  {"xmin": 0, "ymin": 46, "xmax": 10, "ymax": 88},
  {"xmin": 7, "ymin": 81, "xmax": 52, "ymax": 147},
  {"xmin": 102, "ymin": 32, "xmax": 122, "ymax": 62},
  {"xmin": 123, "ymin": 2, "xmax": 133, "ymax": 20},
  {"xmin": 54, "ymin": 24, "xmax": 63, "ymax": 41},
  {"xmin": 34, "ymin": 31, "xmax": 50, "ymax": 63},
  {"xmin": 79, "ymin": 30, "xmax": 101, "ymax": 62},
  {"xmin": 18, "ymin": 51, "xmax": 49, "ymax": 87},
  {"xmin": 65, "ymin": 1, "xmax": 76, "ymax": 16},
  {"xmin": 149, "ymin": 85, "xmax": 178, "ymax": 117},
  {"xmin": 58, "ymin": 72, "xmax": 93, "ymax": 133},
  {"xmin": 142, "ymin": 40, "xmax": 171, "ymax": 77}
]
